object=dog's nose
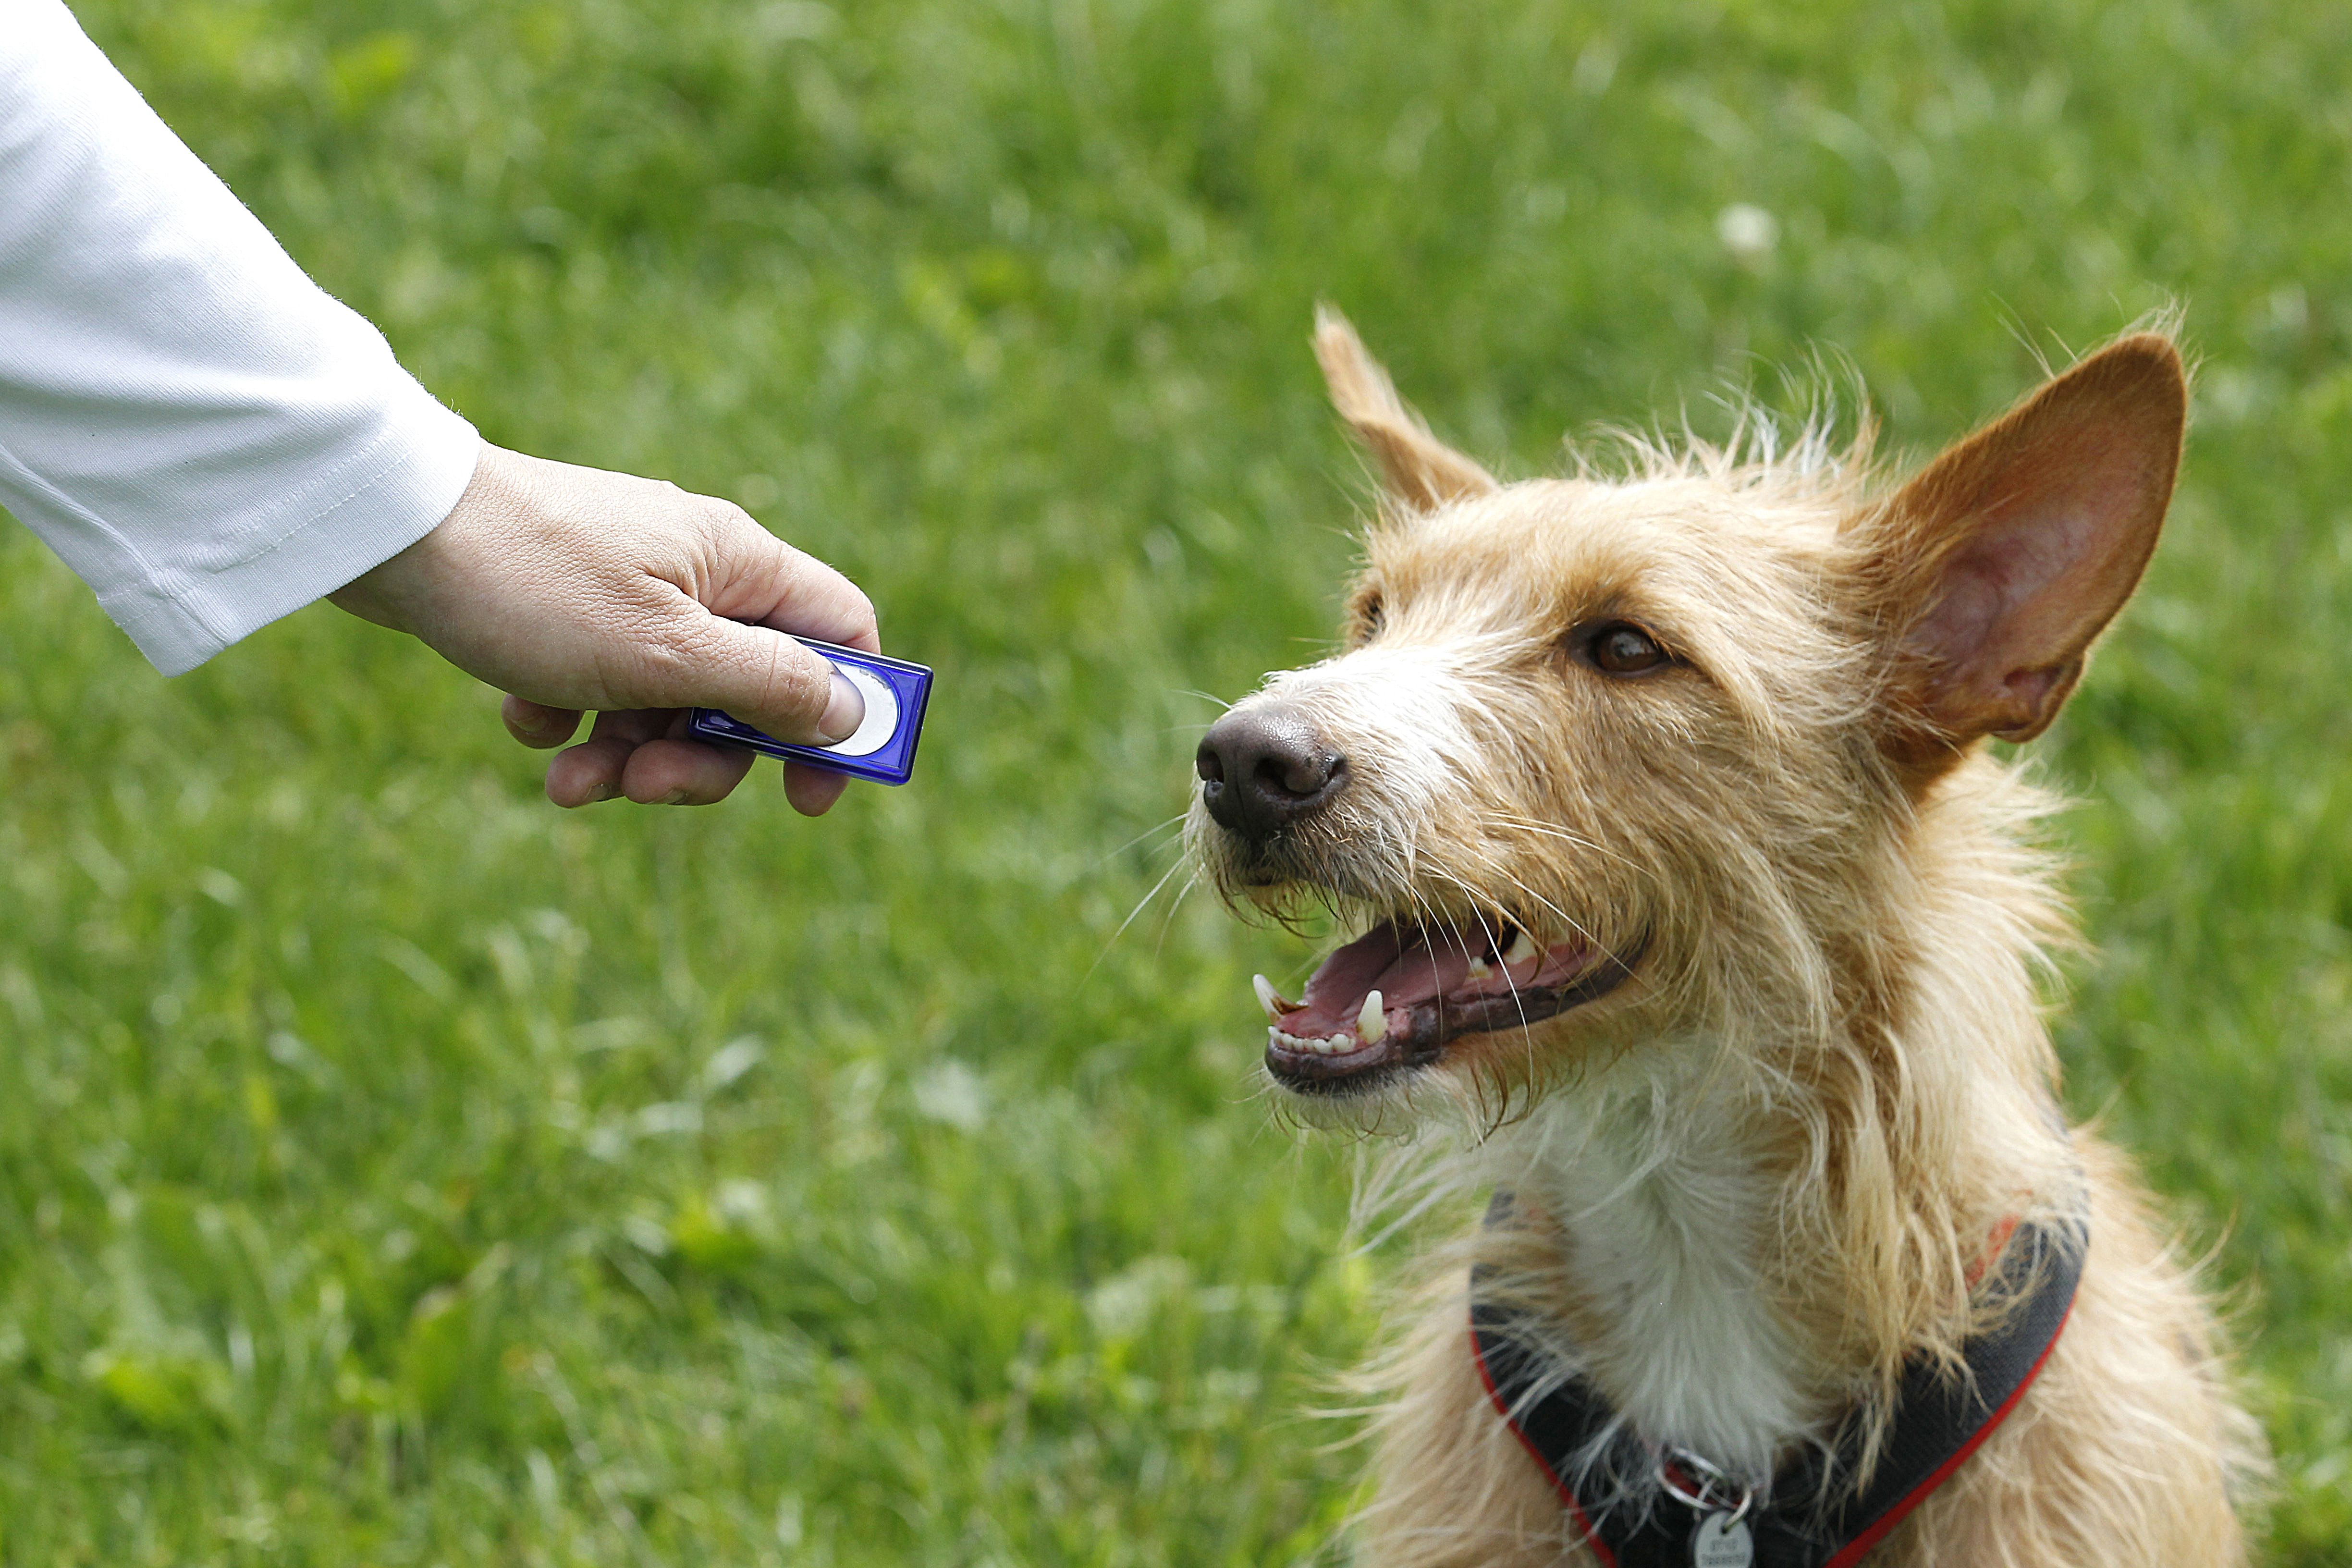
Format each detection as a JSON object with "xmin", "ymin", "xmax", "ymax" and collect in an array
[{"xmin": 1196, "ymin": 707, "xmax": 1348, "ymax": 841}]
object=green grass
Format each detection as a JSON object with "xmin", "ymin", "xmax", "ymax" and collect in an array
[{"xmin": 3, "ymin": 0, "xmax": 2351, "ymax": 1559}]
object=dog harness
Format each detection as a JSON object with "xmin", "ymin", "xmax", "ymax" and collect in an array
[{"xmin": 1470, "ymin": 1200, "xmax": 2085, "ymax": 1568}]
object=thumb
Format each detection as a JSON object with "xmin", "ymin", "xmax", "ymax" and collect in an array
[
  {"xmin": 654, "ymin": 506, "xmax": 882, "ymax": 743},
  {"xmin": 660, "ymin": 613, "xmax": 867, "ymax": 745},
  {"xmin": 698, "ymin": 504, "xmax": 882, "ymax": 654}
]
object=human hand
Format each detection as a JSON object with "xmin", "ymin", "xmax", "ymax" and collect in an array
[{"xmin": 329, "ymin": 442, "xmax": 876, "ymax": 814}]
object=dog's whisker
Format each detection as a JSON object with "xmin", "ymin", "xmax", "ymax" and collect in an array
[
  {"xmin": 1419, "ymin": 865, "xmax": 1543, "ymax": 1132},
  {"xmin": 1485, "ymin": 814, "xmax": 1654, "ymax": 880},
  {"xmin": 1468, "ymin": 862, "xmax": 1644, "ymax": 983},
  {"xmin": 1086, "ymin": 854, "xmax": 1192, "ymax": 984},
  {"xmin": 1421, "ymin": 867, "xmax": 1535, "ymax": 1022},
  {"xmin": 1151, "ymin": 870, "xmax": 1202, "ymax": 956},
  {"xmin": 1099, "ymin": 812, "xmax": 1191, "ymax": 867}
]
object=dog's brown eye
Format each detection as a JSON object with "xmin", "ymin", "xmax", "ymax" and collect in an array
[{"xmin": 1584, "ymin": 622, "xmax": 1669, "ymax": 675}]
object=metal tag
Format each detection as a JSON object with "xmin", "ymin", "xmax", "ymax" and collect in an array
[{"xmin": 1690, "ymin": 1510, "xmax": 1753, "ymax": 1568}]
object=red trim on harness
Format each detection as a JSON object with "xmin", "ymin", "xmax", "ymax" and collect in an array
[
  {"xmin": 1965, "ymin": 1215, "xmax": 2021, "ymax": 1289},
  {"xmin": 1470, "ymin": 1323, "xmax": 1618, "ymax": 1568},
  {"xmin": 1470, "ymin": 1212, "xmax": 2075, "ymax": 1567},
  {"xmin": 1816, "ymin": 1293, "xmax": 2073, "ymax": 1567}
]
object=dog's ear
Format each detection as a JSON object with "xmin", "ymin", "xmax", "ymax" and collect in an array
[
  {"xmin": 1855, "ymin": 332, "xmax": 2185, "ymax": 766},
  {"xmin": 1313, "ymin": 306, "xmax": 1497, "ymax": 513}
]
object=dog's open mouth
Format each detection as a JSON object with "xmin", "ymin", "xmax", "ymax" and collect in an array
[{"xmin": 1255, "ymin": 917, "xmax": 1643, "ymax": 1092}]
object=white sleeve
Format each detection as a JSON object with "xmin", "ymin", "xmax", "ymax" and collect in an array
[{"xmin": 0, "ymin": 0, "xmax": 481, "ymax": 675}]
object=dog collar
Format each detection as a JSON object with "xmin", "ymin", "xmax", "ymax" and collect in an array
[{"xmin": 1469, "ymin": 1198, "xmax": 2084, "ymax": 1568}]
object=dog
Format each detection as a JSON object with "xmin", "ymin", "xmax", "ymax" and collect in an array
[{"xmin": 1186, "ymin": 310, "xmax": 2258, "ymax": 1566}]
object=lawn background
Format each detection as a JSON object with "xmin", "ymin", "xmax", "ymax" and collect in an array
[{"xmin": 4, "ymin": 0, "xmax": 2352, "ymax": 1560}]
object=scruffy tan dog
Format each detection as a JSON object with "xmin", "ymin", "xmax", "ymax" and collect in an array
[{"xmin": 1187, "ymin": 311, "xmax": 2257, "ymax": 1567}]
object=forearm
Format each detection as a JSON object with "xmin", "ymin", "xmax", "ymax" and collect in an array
[
  {"xmin": 0, "ymin": 0, "xmax": 478, "ymax": 674},
  {"xmin": 0, "ymin": 3, "xmax": 877, "ymax": 818}
]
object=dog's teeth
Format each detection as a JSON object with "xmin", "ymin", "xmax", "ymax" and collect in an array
[
  {"xmin": 1269, "ymin": 1024, "xmax": 1368, "ymax": 1057},
  {"xmin": 1503, "ymin": 929, "xmax": 1538, "ymax": 968},
  {"xmin": 1253, "ymin": 974, "xmax": 1286, "ymax": 1021},
  {"xmin": 1467, "ymin": 956, "xmax": 1491, "ymax": 979},
  {"xmin": 1358, "ymin": 991, "xmax": 1387, "ymax": 1044}
]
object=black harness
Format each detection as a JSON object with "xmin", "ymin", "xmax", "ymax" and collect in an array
[{"xmin": 1469, "ymin": 1200, "xmax": 2084, "ymax": 1568}]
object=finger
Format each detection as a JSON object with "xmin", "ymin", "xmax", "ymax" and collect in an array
[
  {"xmin": 618, "ymin": 739, "xmax": 757, "ymax": 806},
  {"xmin": 502, "ymin": 695, "xmax": 584, "ymax": 749},
  {"xmin": 783, "ymin": 760, "xmax": 852, "ymax": 817},
  {"xmin": 545, "ymin": 735, "xmax": 634, "ymax": 808},
  {"xmin": 587, "ymin": 707, "xmax": 681, "ymax": 745},
  {"xmin": 657, "ymin": 618, "xmax": 866, "ymax": 747}
]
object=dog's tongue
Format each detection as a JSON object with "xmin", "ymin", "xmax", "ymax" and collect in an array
[{"xmin": 1281, "ymin": 923, "xmax": 1478, "ymax": 1034}]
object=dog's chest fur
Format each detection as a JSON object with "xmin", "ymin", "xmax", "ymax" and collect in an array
[{"xmin": 1497, "ymin": 1051, "xmax": 1823, "ymax": 1482}]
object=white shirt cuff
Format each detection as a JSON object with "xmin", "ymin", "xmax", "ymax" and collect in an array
[{"xmin": 94, "ymin": 411, "xmax": 482, "ymax": 678}]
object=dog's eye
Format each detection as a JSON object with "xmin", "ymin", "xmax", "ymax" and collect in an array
[{"xmin": 1583, "ymin": 622, "xmax": 1670, "ymax": 675}]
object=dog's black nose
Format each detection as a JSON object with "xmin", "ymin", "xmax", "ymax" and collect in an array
[{"xmin": 1196, "ymin": 707, "xmax": 1348, "ymax": 841}]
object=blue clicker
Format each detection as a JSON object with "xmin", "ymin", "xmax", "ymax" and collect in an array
[{"xmin": 688, "ymin": 637, "xmax": 933, "ymax": 786}]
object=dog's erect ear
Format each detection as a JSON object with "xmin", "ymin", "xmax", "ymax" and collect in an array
[
  {"xmin": 1857, "ymin": 332, "xmax": 2185, "ymax": 763},
  {"xmin": 1313, "ymin": 306, "xmax": 1497, "ymax": 513}
]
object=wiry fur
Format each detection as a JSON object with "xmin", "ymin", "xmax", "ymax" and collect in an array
[{"xmin": 1188, "ymin": 313, "xmax": 2260, "ymax": 1565}]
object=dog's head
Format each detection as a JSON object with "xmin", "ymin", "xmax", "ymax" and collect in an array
[{"xmin": 1189, "ymin": 310, "xmax": 2184, "ymax": 1120}]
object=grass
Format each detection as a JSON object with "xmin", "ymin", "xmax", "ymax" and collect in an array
[{"xmin": 2, "ymin": 0, "xmax": 2350, "ymax": 1559}]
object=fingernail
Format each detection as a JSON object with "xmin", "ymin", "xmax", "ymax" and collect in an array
[
  {"xmin": 818, "ymin": 670, "xmax": 865, "ymax": 744},
  {"xmin": 584, "ymin": 783, "xmax": 618, "ymax": 804},
  {"xmin": 659, "ymin": 788, "xmax": 690, "ymax": 806}
]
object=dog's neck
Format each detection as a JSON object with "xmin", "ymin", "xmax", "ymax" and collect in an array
[{"xmin": 1471, "ymin": 766, "xmax": 2079, "ymax": 1482}]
